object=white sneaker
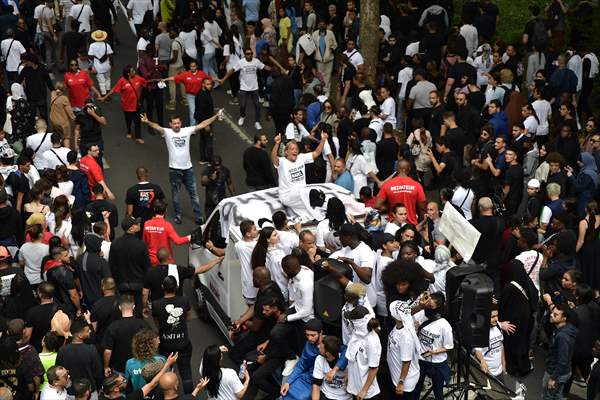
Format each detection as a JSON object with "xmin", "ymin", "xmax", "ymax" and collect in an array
[
  {"xmin": 226, "ymin": 89, "xmax": 232, "ymax": 96},
  {"xmin": 254, "ymin": 122, "xmax": 262, "ymax": 130},
  {"xmin": 238, "ymin": 117, "xmax": 245, "ymax": 126},
  {"xmin": 259, "ymin": 97, "xmax": 265, "ymax": 104}
]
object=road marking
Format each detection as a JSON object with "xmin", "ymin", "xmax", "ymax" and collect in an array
[{"xmin": 219, "ymin": 108, "xmax": 253, "ymax": 144}]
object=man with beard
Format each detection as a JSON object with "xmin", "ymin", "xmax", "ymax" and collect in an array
[
  {"xmin": 427, "ymin": 90, "xmax": 445, "ymax": 140},
  {"xmin": 243, "ymin": 134, "xmax": 276, "ymax": 191},
  {"xmin": 470, "ymin": 126, "xmax": 495, "ymax": 196},
  {"xmin": 79, "ymin": 144, "xmax": 115, "ymax": 200}
]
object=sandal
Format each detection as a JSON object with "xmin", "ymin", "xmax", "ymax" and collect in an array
[{"xmin": 136, "ymin": 138, "xmax": 145, "ymax": 144}]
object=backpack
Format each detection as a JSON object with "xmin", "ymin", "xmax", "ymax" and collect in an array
[{"xmin": 531, "ymin": 18, "xmax": 548, "ymax": 50}]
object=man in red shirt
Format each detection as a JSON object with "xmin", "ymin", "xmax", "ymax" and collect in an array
[
  {"xmin": 64, "ymin": 61, "xmax": 101, "ymax": 111},
  {"xmin": 164, "ymin": 60, "xmax": 211, "ymax": 125},
  {"xmin": 142, "ymin": 199, "xmax": 190, "ymax": 265},
  {"xmin": 79, "ymin": 144, "xmax": 115, "ymax": 200},
  {"xmin": 375, "ymin": 159, "xmax": 426, "ymax": 225}
]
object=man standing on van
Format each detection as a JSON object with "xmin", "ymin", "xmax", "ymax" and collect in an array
[{"xmin": 141, "ymin": 111, "xmax": 222, "ymax": 225}]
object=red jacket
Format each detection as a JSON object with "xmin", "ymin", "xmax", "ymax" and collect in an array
[{"xmin": 142, "ymin": 215, "xmax": 190, "ymax": 265}]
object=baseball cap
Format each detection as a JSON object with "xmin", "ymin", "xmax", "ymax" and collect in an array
[
  {"xmin": 0, "ymin": 246, "xmax": 10, "ymax": 260},
  {"xmin": 527, "ymin": 179, "xmax": 541, "ymax": 189},
  {"xmin": 121, "ymin": 216, "xmax": 141, "ymax": 231},
  {"xmin": 26, "ymin": 212, "xmax": 45, "ymax": 226}
]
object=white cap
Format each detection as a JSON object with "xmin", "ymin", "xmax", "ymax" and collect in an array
[{"xmin": 527, "ymin": 179, "xmax": 541, "ymax": 189}]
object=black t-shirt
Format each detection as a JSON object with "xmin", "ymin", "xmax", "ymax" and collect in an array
[
  {"xmin": 0, "ymin": 363, "xmax": 29, "ymax": 400},
  {"xmin": 125, "ymin": 182, "xmax": 165, "ymax": 224},
  {"xmin": 152, "ymin": 296, "xmax": 191, "ymax": 352},
  {"xmin": 375, "ymin": 137, "xmax": 399, "ymax": 180},
  {"xmin": 103, "ymin": 317, "xmax": 150, "ymax": 372},
  {"xmin": 253, "ymin": 282, "xmax": 284, "ymax": 341},
  {"xmin": 438, "ymin": 151, "xmax": 458, "ymax": 189},
  {"xmin": 6, "ymin": 170, "xmax": 30, "ymax": 200},
  {"xmin": 76, "ymin": 107, "xmax": 103, "ymax": 144},
  {"xmin": 242, "ymin": 147, "xmax": 276, "ymax": 188},
  {"xmin": 56, "ymin": 342, "xmax": 103, "ymax": 392},
  {"xmin": 201, "ymin": 166, "xmax": 231, "ymax": 207},
  {"xmin": 144, "ymin": 264, "xmax": 194, "ymax": 302},
  {"xmin": 45, "ymin": 265, "xmax": 77, "ymax": 315},
  {"xmin": 470, "ymin": 216, "xmax": 504, "ymax": 268},
  {"xmin": 504, "ymin": 163, "xmax": 524, "ymax": 213},
  {"xmin": 446, "ymin": 127, "xmax": 466, "ymax": 162},
  {"xmin": 25, "ymin": 302, "xmax": 60, "ymax": 352},
  {"xmin": 90, "ymin": 295, "xmax": 120, "ymax": 348},
  {"xmin": 61, "ymin": 31, "xmax": 86, "ymax": 62},
  {"xmin": 75, "ymin": 252, "xmax": 111, "ymax": 306},
  {"xmin": 85, "ymin": 199, "xmax": 118, "ymax": 231}
]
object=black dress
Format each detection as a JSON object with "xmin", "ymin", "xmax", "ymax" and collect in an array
[
  {"xmin": 577, "ymin": 219, "xmax": 600, "ymax": 291},
  {"xmin": 499, "ymin": 260, "xmax": 538, "ymax": 378}
]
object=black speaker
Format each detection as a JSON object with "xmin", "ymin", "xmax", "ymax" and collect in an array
[
  {"xmin": 459, "ymin": 273, "xmax": 494, "ymax": 348},
  {"xmin": 445, "ymin": 263, "xmax": 485, "ymax": 324},
  {"xmin": 313, "ymin": 259, "xmax": 353, "ymax": 326}
]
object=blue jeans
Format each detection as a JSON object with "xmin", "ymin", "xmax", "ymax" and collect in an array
[
  {"xmin": 186, "ymin": 93, "xmax": 196, "ymax": 125},
  {"xmin": 202, "ymin": 51, "xmax": 218, "ymax": 79},
  {"xmin": 542, "ymin": 371, "xmax": 570, "ymax": 400},
  {"xmin": 413, "ymin": 360, "xmax": 450, "ymax": 400},
  {"xmin": 168, "ymin": 167, "xmax": 202, "ymax": 220}
]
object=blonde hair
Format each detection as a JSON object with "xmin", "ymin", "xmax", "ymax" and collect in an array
[
  {"xmin": 499, "ymin": 68, "xmax": 514, "ymax": 85},
  {"xmin": 54, "ymin": 81, "xmax": 65, "ymax": 92}
]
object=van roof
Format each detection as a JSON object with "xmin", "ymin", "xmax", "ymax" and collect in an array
[{"xmin": 214, "ymin": 183, "xmax": 367, "ymax": 242}]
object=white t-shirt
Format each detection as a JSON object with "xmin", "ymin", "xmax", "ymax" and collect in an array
[
  {"xmin": 1, "ymin": 39, "xmax": 26, "ymax": 72},
  {"xmin": 374, "ymin": 252, "xmax": 394, "ymax": 316},
  {"xmin": 397, "ymin": 67, "xmax": 413, "ymax": 99},
  {"xmin": 88, "ymin": 42, "xmax": 114, "ymax": 74},
  {"xmin": 417, "ymin": 318, "xmax": 454, "ymax": 363},
  {"xmin": 223, "ymin": 43, "xmax": 241, "ymax": 70},
  {"xmin": 388, "ymin": 325, "xmax": 420, "ymax": 391},
  {"xmin": 343, "ymin": 49, "xmax": 364, "ymax": 69},
  {"xmin": 451, "ymin": 186, "xmax": 475, "ymax": 220},
  {"xmin": 234, "ymin": 58, "xmax": 265, "ymax": 92},
  {"xmin": 127, "ymin": 0, "xmax": 152, "ymax": 24},
  {"xmin": 43, "ymin": 147, "xmax": 70, "ymax": 169},
  {"xmin": 287, "ymin": 266, "xmax": 314, "ymax": 322},
  {"xmin": 284, "ymin": 122, "xmax": 310, "ymax": 142},
  {"xmin": 523, "ymin": 115, "xmax": 538, "ymax": 136},
  {"xmin": 40, "ymin": 384, "xmax": 68, "ymax": 400},
  {"xmin": 515, "ymin": 249, "xmax": 543, "ymax": 290},
  {"xmin": 532, "ymin": 99, "xmax": 551, "ymax": 136},
  {"xmin": 179, "ymin": 30, "xmax": 198, "ymax": 58},
  {"xmin": 276, "ymin": 229, "xmax": 299, "ymax": 255},
  {"xmin": 383, "ymin": 222, "xmax": 403, "ymax": 236},
  {"xmin": 459, "ymin": 24, "xmax": 478, "ymax": 56},
  {"xmin": 234, "ymin": 239, "xmax": 258, "ymax": 299},
  {"xmin": 474, "ymin": 325, "xmax": 504, "ymax": 376},
  {"xmin": 346, "ymin": 331, "xmax": 381, "ymax": 397},
  {"xmin": 380, "ymin": 97, "xmax": 397, "ymax": 127},
  {"xmin": 540, "ymin": 205, "xmax": 552, "ymax": 225},
  {"xmin": 137, "ymin": 37, "xmax": 149, "ymax": 52},
  {"xmin": 313, "ymin": 355, "xmax": 352, "ymax": 400},
  {"xmin": 202, "ymin": 21, "xmax": 222, "ymax": 53},
  {"xmin": 276, "ymin": 153, "xmax": 314, "ymax": 193},
  {"xmin": 332, "ymin": 242, "xmax": 376, "ymax": 306},
  {"xmin": 266, "ymin": 247, "xmax": 287, "ymax": 299},
  {"xmin": 69, "ymin": 4, "xmax": 93, "ymax": 32},
  {"xmin": 315, "ymin": 218, "xmax": 332, "ymax": 248},
  {"xmin": 163, "ymin": 127, "xmax": 196, "ymax": 170},
  {"xmin": 34, "ymin": 5, "xmax": 55, "ymax": 33},
  {"xmin": 347, "ymin": 153, "xmax": 368, "ymax": 198},
  {"xmin": 207, "ymin": 368, "xmax": 243, "ymax": 400},
  {"xmin": 18, "ymin": 242, "xmax": 49, "ymax": 285},
  {"xmin": 26, "ymin": 132, "xmax": 54, "ymax": 170}
]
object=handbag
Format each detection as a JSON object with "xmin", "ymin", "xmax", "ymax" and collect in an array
[{"xmin": 71, "ymin": 4, "xmax": 86, "ymax": 32}]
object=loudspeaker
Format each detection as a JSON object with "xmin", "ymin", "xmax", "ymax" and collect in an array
[
  {"xmin": 445, "ymin": 263, "xmax": 485, "ymax": 324},
  {"xmin": 313, "ymin": 259, "xmax": 353, "ymax": 326},
  {"xmin": 459, "ymin": 273, "xmax": 494, "ymax": 348}
]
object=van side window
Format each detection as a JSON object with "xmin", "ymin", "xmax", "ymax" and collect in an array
[{"xmin": 203, "ymin": 210, "xmax": 226, "ymax": 249}]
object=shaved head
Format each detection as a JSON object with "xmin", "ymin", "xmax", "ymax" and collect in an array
[{"xmin": 159, "ymin": 372, "xmax": 178, "ymax": 392}]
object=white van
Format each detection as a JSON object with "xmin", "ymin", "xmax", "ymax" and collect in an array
[{"xmin": 188, "ymin": 183, "xmax": 366, "ymax": 342}]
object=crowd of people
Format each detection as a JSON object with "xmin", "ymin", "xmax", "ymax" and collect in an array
[{"xmin": 0, "ymin": 0, "xmax": 600, "ymax": 399}]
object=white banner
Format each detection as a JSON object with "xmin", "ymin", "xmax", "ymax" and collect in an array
[{"xmin": 439, "ymin": 202, "xmax": 481, "ymax": 262}]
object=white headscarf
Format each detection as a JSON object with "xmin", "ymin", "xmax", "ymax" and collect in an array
[
  {"xmin": 345, "ymin": 307, "xmax": 371, "ymax": 362},
  {"xmin": 433, "ymin": 245, "xmax": 452, "ymax": 273},
  {"xmin": 10, "ymin": 83, "xmax": 25, "ymax": 100},
  {"xmin": 390, "ymin": 300, "xmax": 420, "ymax": 354}
]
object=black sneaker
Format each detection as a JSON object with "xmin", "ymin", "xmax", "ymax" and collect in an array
[{"xmin": 174, "ymin": 216, "xmax": 182, "ymax": 224}]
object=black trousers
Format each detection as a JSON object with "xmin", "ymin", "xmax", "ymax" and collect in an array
[
  {"xmin": 143, "ymin": 88, "xmax": 164, "ymax": 128},
  {"xmin": 198, "ymin": 128, "xmax": 214, "ymax": 162},
  {"xmin": 160, "ymin": 342, "xmax": 193, "ymax": 393},
  {"xmin": 124, "ymin": 111, "xmax": 141, "ymax": 139},
  {"xmin": 30, "ymin": 98, "xmax": 48, "ymax": 121},
  {"xmin": 247, "ymin": 357, "xmax": 284, "ymax": 399},
  {"xmin": 229, "ymin": 331, "xmax": 259, "ymax": 365},
  {"xmin": 272, "ymin": 111, "xmax": 290, "ymax": 135}
]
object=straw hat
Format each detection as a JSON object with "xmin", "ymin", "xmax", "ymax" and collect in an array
[{"xmin": 91, "ymin": 30, "xmax": 107, "ymax": 42}]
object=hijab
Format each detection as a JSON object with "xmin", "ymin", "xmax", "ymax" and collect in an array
[
  {"xmin": 433, "ymin": 245, "xmax": 452, "ymax": 273},
  {"xmin": 579, "ymin": 152, "xmax": 598, "ymax": 186},
  {"xmin": 345, "ymin": 306, "xmax": 371, "ymax": 362},
  {"xmin": 10, "ymin": 83, "xmax": 25, "ymax": 100},
  {"xmin": 505, "ymin": 259, "xmax": 539, "ymax": 310}
]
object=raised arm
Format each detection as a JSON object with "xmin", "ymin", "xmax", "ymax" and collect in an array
[
  {"xmin": 272, "ymin": 133, "xmax": 282, "ymax": 167},
  {"xmin": 140, "ymin": 113, "xmax": 165, "ymax": 135},
  {"xmin": 194, "ymin": 110, "xmax": 222, "ymax": 131},
  {"xmin": 311, "ymin": 133, "xmax": 328, "ymax": 160}
]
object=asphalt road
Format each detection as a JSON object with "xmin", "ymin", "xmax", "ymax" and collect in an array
[{"xmin": 75, "ymin": 14, "xmax": 588, "ymax": 399}]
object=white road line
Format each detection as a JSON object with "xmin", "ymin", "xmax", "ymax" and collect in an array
[{"xmin": 219, "ymin": 109, "xmax": 253, "ymax": 144}]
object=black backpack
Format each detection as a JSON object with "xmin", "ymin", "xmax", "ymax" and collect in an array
[{"xmin": 531, "ymin": 18, "xmax": 548, "ymax": 49}]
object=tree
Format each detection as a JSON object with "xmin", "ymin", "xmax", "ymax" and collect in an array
[{"xmin": 359, "ymin": 0, "xmax": 380, "ymax": 87}]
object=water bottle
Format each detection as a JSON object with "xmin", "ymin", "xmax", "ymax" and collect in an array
[{"xmin": 238, "ymin": 360, "xmax": 247, "ymax": 380}]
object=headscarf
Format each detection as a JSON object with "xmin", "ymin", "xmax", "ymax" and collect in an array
[
  {"xmin": 504, "ymin": 259, "xmax": 539, "ymax": 310},
  {"xmin": 433, "ymin": 245, "xmax": 451, "ymax": 273},
  {"xmin": 261, "ymin": 18, "xmax": 274, "ymax": 33},
  {"xmin": 390, "ymin": 300, "xmax": 420, "ymax": 355},
  {"xmin": 10, "ymin": 83, "xmax": 25, "ymax": 100},
  {"xmin": 579, "ymin": 152, "xmax": 598, "ymax": 186},
  {"xmin": 480, "ymin": 43, "xmax": 492, "ymax": 68}
]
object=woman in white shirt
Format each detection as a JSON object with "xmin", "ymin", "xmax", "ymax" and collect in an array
[
  {"xmin": 315, "ymin": 198, "xmax": 348, "ymax": 249},
  {"xmin": 18, "ymin": 225, "xmax": 49, "ymax": 286},
  {"xmin": 200, "ymin": 345, "xmax": 250, "ymax": 400},
  {"xmin": 347, "ymin": 138, "xmax": 379, "ymax": 198},
  {"xmin": 344, "ymin": 306, "xmax": 381, "ymax": 399},
  {"xmin": 179, "ymin": 22, "xmax": 198, "ymax": 67},
  {"xmin": 201, "ymin": 14, "xmax": 222, "ymax": 79},
  {"xmin": 521, "ymin": 104, "xmax": 539, "ymax": 137},
  {"xmin": 388, "ymin": 301, "xmax": 421, "ymax": 398},
  {"xmin": 250, "ymin": 226, "xmax": 288, "ymax": 299}
]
